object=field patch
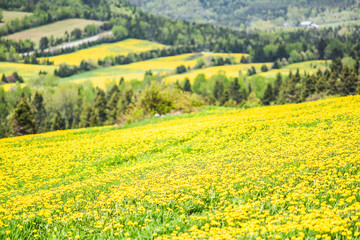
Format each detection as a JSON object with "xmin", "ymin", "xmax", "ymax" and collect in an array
[
  {"xmin": 61, "ymin": 53, "xmax": 248, "ymax": 88},
  {"xmin": 0, "ymin": 10, "xmax": 32, "ymax": 26},
  {"xmin": 44, "ymin": 39, "xmax": 167, "ymax": 65},
  {"xmin": 0, "ymin": 62, "xmax": 57, "ymax": 80},
  {"xmin": 0, "ymin": 96, "xmax": 359, "ymax": 239},
  {"xmin": 4, "ymin": 19, "xmax": 102, "ymax": 45}
]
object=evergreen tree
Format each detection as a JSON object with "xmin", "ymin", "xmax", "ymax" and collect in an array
[
  {"xmin": 80, "ymin": 105, "xmax": 98, "ymax": 128},
  {"xmin": 183, "ymin": 78, "xmax": 192, "ymax": 92},
  {"xmin": 10, "ymin": 97, "xmax": 36, "ymax": 136},
  {"xmin": 263, "ymin": 83, "xmax": 274, "ymax": 105},
  {"xmin": 32, "ymin": 92, "xmax": 47, "ymax": 132},
  {"xmin": 0, "ymin": 94, "xmax": 9, "ymax": 138},
  {"xmin": 72, "ymin": 88, "xmax": 83, "ymax": 129},
  {"xmin": 1, "ymin": 74, "xmax": 7, "ymax": 83},
  {"xmin": 341, "ymin": 66, "xmax": 358, "ymax": 95},
  {"xmin": 213, "ymin": 80, "xmax": 224, "ymax": 100},
  {"xmin": 51, "ymin": 112, "xmax": 63, "ymax": 131},
  {"xmin": 12, "ymin": 72, "xmax": 24, "ymax": 83},
  {"xmin": 273, "ymin": 73, "xmax": 282, "ymax": 99},
  {"xmin": 106, "ymin": 91, "xmax": 120, "ymax": 123},
  {"xmin": 220, "ymin": 90, "xmax": 230, "ymax": 105},
  {"xmin": 107, "ymin": 85, "xmax": 119, "ymax": 101},
  {"xmin": 94, "ymin": 89, "xmax": 107, "ymax": 125},
  {"xmin": 229, "ymin": 78, "xmax": 242, "ymax": 103}
]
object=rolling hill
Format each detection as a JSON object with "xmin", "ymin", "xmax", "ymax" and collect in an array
[{"xmin": 0, "ymin": 95, "xmax": 359, "ymax": 239}]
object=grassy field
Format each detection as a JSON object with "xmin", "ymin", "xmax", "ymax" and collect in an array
[
  {"xmin": 0, "ymin": 10, "xmax": 32, "ymax": 26},
  {"xmin": 0, "ymin": 62, "xmax": 57, "ymax": 80},
  {"xmin": 61, "ymin": 53, "xmax": 248, "ymax": 88},
  {"xmin": 4, "ymin": 19, "xmax": 102, "ymax": 46},
  {"xmin": 43, "ymin": 39, "xmax": 167, "ymax": 65},
  {"xmin": 0, "ymin": 95, "xmax": 359, "ymax": 239}
]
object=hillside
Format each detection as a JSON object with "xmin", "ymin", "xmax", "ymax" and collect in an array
[
  {"xmin": 126, "ymin": 0, "xmax": 360, "ymax": 29},
  {"xmin": 0, "ymin": 96, "xmax": 359, "ymax": 239}
]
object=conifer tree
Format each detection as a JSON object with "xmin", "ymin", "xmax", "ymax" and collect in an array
[
  {"xmin": 51, "ymin": 112, "xmax": 63, "ymax": 131},
  {"xmin": 220, "ymin": 90, "xmax": 230, "ymax": 105},
  {"xmin": 263, "ymin": 83, "xmax": 274, "ymax": 105},
  {"xmin": 273, "ymin": 73, "xmax": 282, "ymax": 99},
  {"xmin": 32, "ymin": 92, "xmax": 47, "ymax": 132},
  {"xmin": 183, "ymin": 78, "xmax": 192, "ymax": 92},
  {"xmin": 1, "ymin": 74, "xmax": 7, "ymax": 83},
  {"xmin": 94, "ymin": 89, "xmax": 107, "ymax": 125},
  {"xmin": 213, "ymin": 80, "xmax": 224, "ymax": 100},
  {"xmin": 10, "ymin": 97, "xmax": 36, "ymax": 136},
  {"xmin": 229, "ymin": 78, "xmax": 242, "ymax": 103},
  {"xmin": 106, "ymin": 91, "xmax": 120, "ymax": 123},
  {"xmin": 80, "ymin": 105, "xmax": 98, "ymax": 128}
]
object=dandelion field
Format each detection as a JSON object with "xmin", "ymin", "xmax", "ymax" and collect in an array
[
  {"xmin": 45, "ymin": 39, "xmax": 167, "ymax": 66},
  {"xmin": 1, "ymin": 95, "xmax": 360, "ymax": 240}
]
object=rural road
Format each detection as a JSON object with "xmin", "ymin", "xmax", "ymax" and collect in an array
[{"xmin": 22, "ymin": 31, "xmax": 112, "ymax": 56}]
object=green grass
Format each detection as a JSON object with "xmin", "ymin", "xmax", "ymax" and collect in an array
[
  {"xmin": 0, "ymin": 10, "xmax": 32, "ymax": 26},
  {"xmin": 4, "ymin": 19, "xmax": 102, "ymax": 46}
]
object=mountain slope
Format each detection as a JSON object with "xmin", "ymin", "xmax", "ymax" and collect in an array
[{"xmin": 126, "ymin": 0, "xmax": 360, "ymax": 29}]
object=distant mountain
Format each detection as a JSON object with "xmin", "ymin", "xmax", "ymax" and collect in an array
[{"xmin": 125, "ymin": 0, "xmax": 360, "ymax": 29}]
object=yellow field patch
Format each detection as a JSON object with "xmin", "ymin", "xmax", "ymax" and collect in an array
[
  {"xmin": 0, "ymin": 96, "xmax": 359, "ymax": 239},
  {"xmin": 61, "ymin": 53, "xmax": 248, "ymax": 88},
  {"xmin": 44, "ymin": 39, "xmax": 167, "ymax": 65},
  {"xmin": 164, "ymin": 62, "xmax": 270, "ymax": 83},
  {"xmin": 0, "ymin": 62, "xmax": 57, "ymax": 80}
]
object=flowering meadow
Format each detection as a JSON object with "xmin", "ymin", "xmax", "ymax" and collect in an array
[{"xmin": 0, "ymin": 96, "xmax": 360, "ymax": 240}]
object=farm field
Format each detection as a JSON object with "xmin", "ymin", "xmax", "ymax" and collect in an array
[
  {"xmin": 0, "ymin": 62, "xmax": 57, "ymax": 80},
  {"xmin": 0, "ymin": 96, "xmax": 359, "ymax": 239},
  {"xmin": 43, "ymin": 39, "xmax": 167, "ymax": 65},
  {"xmin": 4, "ymin": 19, "xmax": 102, "ymax": 45},
  {"xmin": 61, "ymin": 53, "xmax": 248, "ymax": 88},
  {"xmin": 0, "ymin": 10, "xmax": 32, "ymax": 26}
]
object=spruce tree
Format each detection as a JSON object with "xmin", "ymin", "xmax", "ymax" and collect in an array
[
  {"xmin": 229, "ymin": 78, "xmax": 242, "ymax": 103},
  {"xmin": 1, "ymin": 74, "xmax": 7, "ymax": 83},
  {"xmin": 106, "ymin": 91, "xmax": 120, "ymax": 124},
  {"xmin": 183, "ymin": 78, "xmax": 192, "ymax": 92},
  {"xmin": 32, "ymin": 92, "xmax": 47, "ymax": 133},
  {"xmin": 341, "ymin": 66, "xmax": 357, "ymax": 95},
  {"xmin": 51, "ymin": 112, "xmax": 63, "ymax": 131},
  {"xmin": 94, "ymin": 89, "xmax": 107, "ymax": 125},
  {"xmin": 10, "ymin": 97, "xmax": 36, "ymax": 136},
  {"xmin": 80, "ymin": 105, "xmax": 98, "ymax": 128},
  {"xmin": 263, "ymin": 83, "xmax": 274, "ymax": 105},
  {"xmin": 213, "ymin": 80, "xmax": 224, "ymax": 100},
  {"xmin": 273, "ymin": 73, "xmax": 282, "ymax": 99},
  {"xmin": 220, "ymin": 90, "xmax": 230, "ymax": 105}
]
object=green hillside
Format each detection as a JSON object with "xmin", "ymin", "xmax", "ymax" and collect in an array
[{"xmin": 126, "ymin": 0, "xmax": 360, "ymax": 29}]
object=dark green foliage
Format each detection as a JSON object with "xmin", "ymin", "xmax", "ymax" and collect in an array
[
  {"xmin": 262, "ymin": 83, "xmax": 274, "ymax": 106},
  {"xmin": 248, "ymin": 66, "xmax": 257, "ymax": 76},
  {"xmin": 39, "ymin": 37, "xmax": 49, "ymax": 51},
  {"xmin": 183, "ymin": 78, "xmax": 192, "ymax": 93},
  {"xmin": 220, "ymin": 90, "xmax": 230, "ymax": 106},
  {"xmin": 106, "ymin": 91, "xmax": 120, "ymax": 123},
  {"xmin": 1, "ymin": 74, "xmax": 7, "ymax": 83},
  {"xmin": 229, "ymin": 78, "xmax": 242, "ymax": 104},
  {"xmin": 94, "ymin": 89, "xmax": 107, "ymax": 124},
  {"xmin": 10, "ymin": 97, "xmax": 36, "ymax": 136},
  {"xmin": 31, "ymin": 92, "xmax": 47, "ymax": 133},
  {"xmin": 176, "ymin": 65, "xmax": 187, "ymax": 74},
  {"xmin": 80, "ymin": 105, "xmax": 98, "ymax": 128},
  {"xmin": 261, "ymin": 65, "xmax": 268, "ymax": 72},
  {"xmin": 273, "ymin": 73, "xmax": 282, "ymax": 99},
  {"xmin": 12, "ymin": 72, "xmax": 24, "ymax": 83},
  {"xmin": 213, "ymin": 80, "xmax": 224, "ymax": 100},
  {"xmin": 51, "ymin": 112, "xmax": 64, "ymax": 131}
]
